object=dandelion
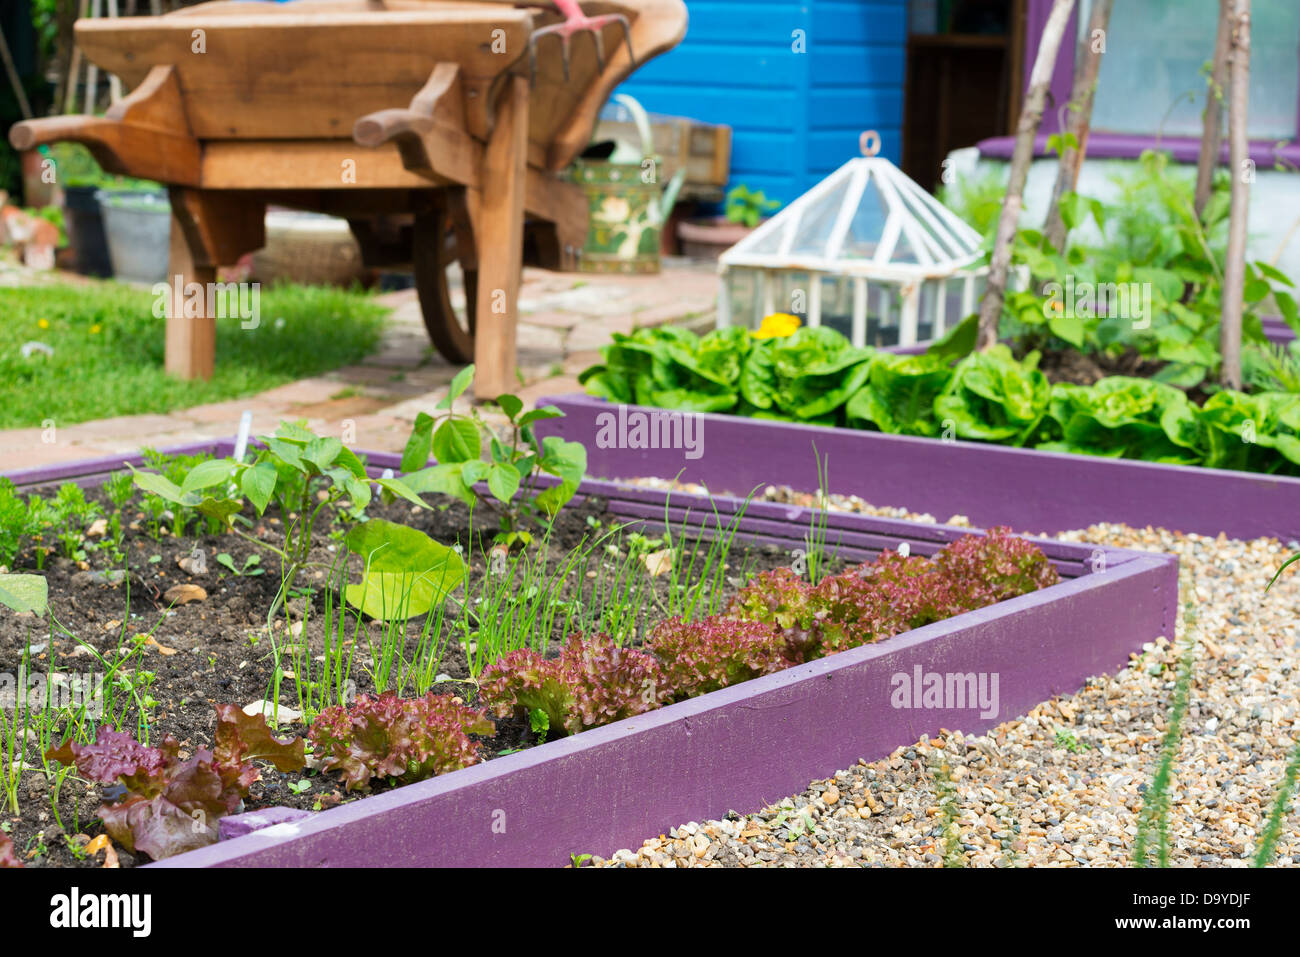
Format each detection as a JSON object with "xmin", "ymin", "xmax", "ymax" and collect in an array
[
  {"xmin": 752, "ymin": 312, "xmax": 801, "ymax": 340},
  {"xmin": 37, "ymin": 318, "xmax": 49, "ymax": 329},
  {"xmin": 89, "ymin": 324, "xmax": 102, "ymax": 335}
]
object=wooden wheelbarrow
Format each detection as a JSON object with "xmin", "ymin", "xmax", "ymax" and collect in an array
[{"xmin": 8, "ymin": 0, "xmax": 687, "ymax": 396}]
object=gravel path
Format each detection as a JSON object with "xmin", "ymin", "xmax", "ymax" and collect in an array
[{"xmin": 591, "ymin": 485, "xmax": 1300, "ymax": 867}]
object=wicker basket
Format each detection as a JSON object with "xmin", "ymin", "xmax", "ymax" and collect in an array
[{"xmin": 249, "ymin": 211, "xmax": 367, "ymax": 286}]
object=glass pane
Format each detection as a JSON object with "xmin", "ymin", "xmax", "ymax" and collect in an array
[
  {"xmin": 841, "ymin": 176, "xmax": 892, "ymax": 260},
  {"xmin": 818, "ymin": 275, "xmax": 854, "ymax": 340},
  {"xmin": 790, "ymin": 178, "xmax": 851, "ymax": 256},
  {"xmin": 772, "ymin": 271, "xmax": 811, "ymax": 319},
  {"xmin": 890, "ymin": 227, "xmax": 921, "ymax": 265},
  {"xmin": 896, "ymin": 186, "xmax": 960, "ymax": 260},
  {"xmin": 744, "ymin": 221, "xmax": 787, "ymax": 255},
  {"xmin": 727, "ymin": 269, "xmax": 760, "ymax": 330},
  {"xmin": 1087, "ymin": 0, "xmax": 1299, "ymax": 139}
]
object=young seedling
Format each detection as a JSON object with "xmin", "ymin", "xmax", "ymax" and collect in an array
[
  {"xmin": 398, "ymin": 364, "xmax": 588, "ymax": 545},
  {"xmin": 216, "ymin": 552, "xmax": 264, "ymax": 577}
]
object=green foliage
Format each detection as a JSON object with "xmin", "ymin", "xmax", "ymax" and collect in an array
[
  {"xmin": 741, "ymin": 326, "xmax": 875, "ymax": 421},
  {"xmin": 583, "ymin": 322, "xmax": 1300, "ymax": 475},
  {"xmin": 400, "ymin": 365, "xmax": 587, "ymax": 540},
  {"xmin": 1037, "ymin": 376, "xmax": 1201, "ymax": 464},
  {"xmin": 1133, "ymin": 614, "xmax": 1198, "ymax": 869},
  {"xmin": 938, "ymin": 167, "xmax": 1007, "ymax": 237},
  {"xmin": 581, "ymin": 325, "xmax": 748, "ymax": 412},
  {"xmin": 934, "ymin": 346, "xmax": 1051, "ymax": 446},
  {"xmin": 343, "ymin": 519, "xmax": 465, "ymax": 621},
  {"xmin": 723, "ymin": 184, "xmax": 780, "ymax": 228},
  {"xmin": 132, "ymin": 420, "xmax": 430, "ymax": 623},
  {"xmin": 993, "ymin": 150, "xmax": 1290, "ymax": 388},
  {"xmin": 846, "ymin": 352, "xmax": 951, "ymax": 436},
  {"xmin": 0, "ymin": 574, "xmax": 47, "ymax": 615}
]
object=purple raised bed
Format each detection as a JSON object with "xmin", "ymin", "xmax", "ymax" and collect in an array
[
  {"xmin": 535, "ymin": 393, "xmax": 1300, "ymax": 542},
  {"xmin": 3, "ymin": 444, "xmax": 1177, "ymax": 868}
]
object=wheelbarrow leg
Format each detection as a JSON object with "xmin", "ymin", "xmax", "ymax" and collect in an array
[
  {"xmin": 165, "ymin": 211, "xmax": 218, "ymax": 380},
  {"xmin": 164, "ymin": 188, "xmax": 266, "ymax": 380},
  {"xmin": 469, "ymin": 74, "xmax": 529, "ymax": 399}
]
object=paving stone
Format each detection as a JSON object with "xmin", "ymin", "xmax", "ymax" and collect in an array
[
  {"xmin": 566, "ymin": 314, "xmax": 634, "ymax": 352},
  {"xmin": 57, "ymin": 413, "xmax": 192, "ymax": 441},
  {"xmin": 256, "ymin": 377, "xmax": 349, "ymax": 406},
  {"xmin": 521, "ymin": 311, "xmax": 584, "ymax": 330}
]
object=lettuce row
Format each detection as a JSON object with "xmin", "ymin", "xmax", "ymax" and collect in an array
[{"xmin": 581, "ymin": 328, "xmax": 1300, "ymax": 474}]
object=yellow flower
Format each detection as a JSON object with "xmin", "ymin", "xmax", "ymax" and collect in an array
[
  {"xmin": 752, "ymin": 312, "xmax": 801, "ymax": 340},
  {"xmin": 37, "ymin": 318, "xmax": 49, "ymax": 329},
  {"xmin": 89, "ymin": 324, "xmax": 102, "ymax": 335}
]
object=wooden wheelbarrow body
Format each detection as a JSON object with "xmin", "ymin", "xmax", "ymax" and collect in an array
[{"xmin": 9, "ymin": 0, "xmax": 688, "ymax": 395}]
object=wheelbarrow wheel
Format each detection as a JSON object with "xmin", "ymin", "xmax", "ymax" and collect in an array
[{"xmin": 413, "ymin": 207, "xmax": 477, "ymax": 364}]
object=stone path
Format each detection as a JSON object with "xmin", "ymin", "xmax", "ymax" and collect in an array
[{"xmin": 0, "ymin": 261, "xmax": 716, "ymax": 471}]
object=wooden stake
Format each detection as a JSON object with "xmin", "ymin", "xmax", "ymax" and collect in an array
[
  {"xmin": 976, "ymin": 0, "xmax": 1077, "ymax": 351},
  {"xmin": 1195, "ymin": 0, "xmax": 1233, "ymax": 219},
  {"xmin": 1221, "ymin": 0, "xmax": 1251, "ymax": 391},
  {"xmin": 1042, "ymin": 0, "xmax": 1112, "ymax": 254}
]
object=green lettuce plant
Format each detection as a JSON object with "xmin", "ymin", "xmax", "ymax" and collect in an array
[
  {"xmin": 740, "ymin": 326, "xmax": 875, "ymax": 421},
  {"xmin": 846, "ymin": 351, "xmax": 951, "ymax": 436},
  {"xmin": 934, "ymin": 345, "xmax": 1051, "ymax": 446},
  {"xmin": 581, "ymin": 325, "xmax": 748, "ymax": 412},
  {"xmin": 1037, "ymin": 376, "xmax": 1202, "ymax": 464}
]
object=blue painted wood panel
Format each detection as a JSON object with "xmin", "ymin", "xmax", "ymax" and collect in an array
[{"xmin": 614, "ymin": 0, "xmax": 908, "ymax": 209}]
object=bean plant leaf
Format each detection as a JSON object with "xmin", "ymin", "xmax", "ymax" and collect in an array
[
  {"xmin": 376, "ymin": 476, "xmax": 431, "ymax": 510},
  {"xmin": 129, "ymin": 467, "xmax": 191, "ymax": 505},
  {"xmin": 497, "ymin": 394, "xmax": 524, "ymax": 420},
  {"xmin": 194, "ymin": 497, "xmax": 243, "ymax": 527},
  {"xmin": 518, "ymin": 406, "xmax": 564, "ymax": 427},
  {"xmin": 344, "ymin": 519, "xmax": 466, "ymax": 621},
  {"xmin": 0, "ymin": 573, "xmax": 47, "ymax": 615},
  {"xmin": 240, "ymin": 462, "xmax": 278, "ymax": 514},
  {"xmin": 486, "ymin": 462, "xmax": 521, "ymax": 503},
  {"xmin": 401, "ymin": 463, "xmax": 475, "ymax": 507},
  {"xmin": 303, "ymin": 437, "xmax": 343, "ymax": 472},
  {"xmin": 401, "ymin": 412, "xmax": 435, "ymax": 473},
  {"xmin": 432, "ymin": 419, "xmax": 480, "ymax": 464},
  {"xmin": 180, "ymin": 459, "xmax": 234, "ymax": 495},
  {"xmin": 439, "ymin": 365, "xmax": 475, "ymax": 410}
]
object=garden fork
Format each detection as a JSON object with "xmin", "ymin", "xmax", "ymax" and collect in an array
[{"xmin": 527, "ymin": 0, "xmax": 636, "ymax": 83}]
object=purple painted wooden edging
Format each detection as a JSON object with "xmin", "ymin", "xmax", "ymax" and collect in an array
[
  {"xmin": 536, "ymin": 393, "xmax": 1300, "ymax": 541},
  {"xmin": 3, "ymin": 440, "xmax": 1176, "ymax": 867},
  {"xmin": 4, "ymin": 440, "xmax": 231, "ymax": 491},
  {"xmin": 977, "ymin": 132, "xmax": 1300, "ymax": 169},
  {"xmin": 158, "ymin": 545, "xmax": 1173, "ymax": 868}
]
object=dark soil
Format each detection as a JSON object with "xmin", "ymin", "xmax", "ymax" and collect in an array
[
  {"xmin": 1033, "ymin": 345, "xmax": 1165, "ymax": 387},
  {"xmin": 0, "ymin": 490, "xmax": 813, "ymax": 868},
  {"xmin": 1029, "ymin": 346, "xmax": 1215, "ymax": 406}
]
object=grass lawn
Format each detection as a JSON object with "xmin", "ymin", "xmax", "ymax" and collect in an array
[{"xmin": 0, "ymin": 280, "xmax": 389, "ymax": 429}]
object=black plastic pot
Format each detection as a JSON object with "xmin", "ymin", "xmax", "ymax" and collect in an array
[{"xmin": 63, "ymin": 185, "xmax": 113, "ymax": 277}]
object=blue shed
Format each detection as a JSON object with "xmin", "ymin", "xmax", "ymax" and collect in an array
[{"xmin": 615, "ymin": 0, "xmax": 908, "ymax": 211}]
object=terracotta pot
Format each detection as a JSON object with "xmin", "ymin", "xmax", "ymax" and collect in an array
[{"xmin": 675, "ymin": 216, "xmax": 759, "ymax": 260}]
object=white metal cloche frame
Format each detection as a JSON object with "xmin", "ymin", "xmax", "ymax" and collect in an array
[{"xmin": 717, "ymin": 130, "xmax": 988, "ymax": 347}]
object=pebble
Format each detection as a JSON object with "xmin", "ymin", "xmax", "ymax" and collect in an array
[
  {"xmin": 596, "ymin": 489, "xmax": 1300, "ymax": 868},
  {"xmin": 163, "ymin": 583, "xmax": 207, "ymax": 605}
]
